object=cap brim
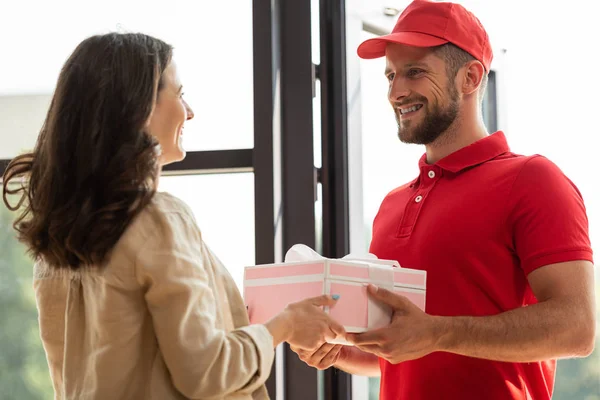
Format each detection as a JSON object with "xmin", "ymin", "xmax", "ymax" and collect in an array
[{"xmin": 357, "ymin": 32, "xmax": 448, "ymax": 59}]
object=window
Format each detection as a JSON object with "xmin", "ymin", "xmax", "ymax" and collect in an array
[
  {"xmin": 158, "ymin": 173, "xmax": 255, "ymax": 291},
  {"xmin": 0, "ymin": 194, "xmax": 54, "ymax": 399},
  {"xmin": 0, "ymin": 2, "xmax": 257, "ymax": 397},
  {"xmin": 0, "ymin": 96, "xmax": 51, "ymax": 159},
  {"xmin": 0, "ymin": 0, "xmax": 255, "ymax": 157}
]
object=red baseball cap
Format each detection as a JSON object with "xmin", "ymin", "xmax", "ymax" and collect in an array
[{"xmin": 357, "ymin": 0, "xmax": 493, "ymax": 71}]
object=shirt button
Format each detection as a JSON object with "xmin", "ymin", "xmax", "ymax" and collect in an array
[
  {"xmin": 428, "ymin": 170, "xmax": 435, "ymax": 179},
  {"xmin": 415, "ymin": 195, "xmax": 423, "ymax": 203}
]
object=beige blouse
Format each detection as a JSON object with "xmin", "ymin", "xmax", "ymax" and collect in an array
[{"xmin": 33, "ymin": 192, "xmax": 274, "ymax": 400}]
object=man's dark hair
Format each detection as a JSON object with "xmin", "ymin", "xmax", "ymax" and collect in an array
[{"xmin": 433, "ymin": 43, "xmax": 489, "ymax": 98}]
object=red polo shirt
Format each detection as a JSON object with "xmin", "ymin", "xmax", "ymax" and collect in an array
[{"xmin": 369, "ymin": 132, "xmax": 593, "ymax": 400}]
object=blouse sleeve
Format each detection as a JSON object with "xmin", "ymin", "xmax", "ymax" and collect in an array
[{"xmin": 134, "ymin": 206, "xmax": 274, "ymax": 399}]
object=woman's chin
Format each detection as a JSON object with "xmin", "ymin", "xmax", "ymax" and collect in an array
[
  {"xmin": 172, "ymin": 150, "xmax": 186, "ymax": 163},
  {"xmin": 159, "ymin": 149, "xmax": 186, "ymax": 167}
]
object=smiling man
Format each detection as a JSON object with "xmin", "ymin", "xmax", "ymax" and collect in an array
[{"xmin": 290, "ymin": 1, "xmax": 596, "ymax": 399}]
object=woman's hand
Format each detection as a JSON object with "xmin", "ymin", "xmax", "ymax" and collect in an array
[
  {"xmin": 284, "ymin": 295, "xmax": 346, "ymax": 350},
  {"xmin": 291, "ymin": 342, "xmax": 346, "ymax": 370},
  {"xmin": 265, "ymin": 295, "xmax": 345, "ymax": 350}
]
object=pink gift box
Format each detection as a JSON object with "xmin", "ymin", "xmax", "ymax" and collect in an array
[{"xmin": 243, "ymin": 256, "xmax": 426, "ymax": 343}]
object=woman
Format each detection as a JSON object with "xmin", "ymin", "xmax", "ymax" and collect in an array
[{"xmin": 2, "ymin": 33, "xmax": 345, "ymax": 399}]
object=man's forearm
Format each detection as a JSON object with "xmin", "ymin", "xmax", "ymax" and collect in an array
[
  {"xmin": 334, "ymin": 346, "xmax": 381, "ymax": 377},
  {"xmin": 436, "ymin": 298, "xmax": 596, "ymax": 362}
]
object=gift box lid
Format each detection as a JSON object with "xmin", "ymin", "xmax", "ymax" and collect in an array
[{"xmin": 244, "ymin": 244, "xmax": 426, "ymax": 290}]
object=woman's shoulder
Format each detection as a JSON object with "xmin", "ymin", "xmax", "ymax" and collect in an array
[
  {"xmin": 120, "ymin": 191, "xmax": 199, "ymax": 249},
  {"xmin": 148, "ymin": 191, "xmax": 194, "ymax": 216}
]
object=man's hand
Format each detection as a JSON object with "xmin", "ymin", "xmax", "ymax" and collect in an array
[
  {"xmin": 346, "ymin": 284, "xmax": 441, "ymax": 364},
  {"xmin": 291, "ymin": 342, "xmax": 345, "ymax": 370}
]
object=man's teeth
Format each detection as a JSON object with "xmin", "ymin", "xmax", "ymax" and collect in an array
[{"xmin": 400, "ymin": 105, "xmax": 422, "ymax": 115}]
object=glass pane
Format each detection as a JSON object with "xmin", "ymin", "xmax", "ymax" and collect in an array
[
  {"xmin": 312, "ymin": 0, "xmax": 322, "ymax": 169},
  {"xmin": 481, "ymin": 71, "xmax": 497, "ymax": 132},
  {"xmin": 0, "ymin": 193, "xmax": 54, "ymax": 399},
  {"xmin": 311, "ymin": 0, "xmax": 321, "ymax": 65},
  {"xmin": 369, "ymin": 377, "xmax": 381, "ymax": 400},
  {"xmin": 158, "ymin": 173, "xmax": 255, "ymax": 292},
  {"xmin": 315, "ymin": 181, "xmax": 324, "ymax": 400},
  {"xmin": 0, "ymin": 95, "xmax": 51, "ymax": 159},
  {"xmin": 314, "ymin": 76, "xmax": 323, "ymax": 169},
  {"xmin": 0, "ymin": 0, "xmax": 253, "ymax": 158}
]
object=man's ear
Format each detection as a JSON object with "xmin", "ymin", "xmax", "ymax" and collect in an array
[{"xmin": 461, "ymin": 60, "xmax": 486, "ymax": 96}]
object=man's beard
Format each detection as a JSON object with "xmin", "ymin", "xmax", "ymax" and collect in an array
[{"xmin": 396, "ymin": 86, "xmax": 459, "ymax": 145}]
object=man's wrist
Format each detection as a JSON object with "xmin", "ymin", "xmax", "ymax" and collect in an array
[
  {"xmin": 432, "ymin": 315, "xmax": 454, "ymax": 353},
  {"xmin": 334, "ymin": 345, "xmax": 381, "ymax": 377}
]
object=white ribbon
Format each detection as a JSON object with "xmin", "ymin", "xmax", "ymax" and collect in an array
[
  {"xmin": 367, "ymin": 264, "xmax": 394, "ymax": 329},
  {"xmin": 285, "ymin": 243, "xmax": 399, "ymax": 267},
  {"xmin": 285, "ymin": 244, "xmax": 397, "ymax": 330}
]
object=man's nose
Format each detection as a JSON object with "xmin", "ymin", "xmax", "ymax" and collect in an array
[{"xmin": 388, "ymin": 78, "xmax": 410, "ymax": 104}]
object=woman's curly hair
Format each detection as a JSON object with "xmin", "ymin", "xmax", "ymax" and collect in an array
[{"xmin": 2, "ymin": 32, "xmax": 173, "ymax": 269}]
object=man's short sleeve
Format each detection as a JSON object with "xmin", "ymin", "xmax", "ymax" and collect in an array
[{"xmin": 507, "ymin": 155, "xmax": 593, "ymax": 275}]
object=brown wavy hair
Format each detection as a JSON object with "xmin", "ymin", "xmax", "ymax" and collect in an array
[{"xmin": 2, "ymin": 33, "xmax": 173, "ymax": 269}]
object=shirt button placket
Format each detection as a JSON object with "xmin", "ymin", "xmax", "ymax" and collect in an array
[{"xmin": 397, "ymin": 168, "xmax": 440, "ymax": 237}]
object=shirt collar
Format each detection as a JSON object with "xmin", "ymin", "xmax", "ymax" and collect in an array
[
  {"xmin": 409, "ymin": 131, "xmax": 510, "ymax": 188},
  {"xmin": 419, "ymin": 131, "xmax": 510, "ymax": 173}
]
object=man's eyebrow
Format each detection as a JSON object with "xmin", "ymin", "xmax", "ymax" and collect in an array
[
  {"xmin": 404, "ymin": 62, "xmax": 429, "ymax": 69},
  {"xmin": 385, "ymin": 62, "xmax": 429, "ymax": 76}
]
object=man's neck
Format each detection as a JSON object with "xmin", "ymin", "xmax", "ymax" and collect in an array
[{"xmin": 424, "ymin": 117, "xmax": 489, "ymax": 164}]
